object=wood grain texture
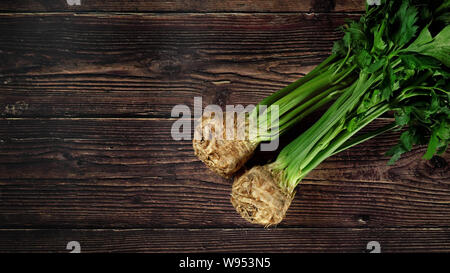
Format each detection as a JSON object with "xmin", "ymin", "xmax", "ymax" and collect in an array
[
  {"xmin": 0, "ymin": 3, "xmax": 449, "ymax": 253},
  {"xmin": 0, "ymin": 13, "xmax": 358, "ymax": 117},
  {"xmin": 0, "ymin": 0, "xmax": 365, "ymax": 12},
  {"xmin": 0, "ymin": 118, "xmax": 448, "ymax": 228},
  {"xmin": 1, "ymin": 228, "xmax": 449, "ymax": 253}
]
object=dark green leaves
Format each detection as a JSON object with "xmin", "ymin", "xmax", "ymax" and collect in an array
[
  {"xmin": 400, "ymin": 54, "xmax": 440, "ymax": 71},
  {"xmin": 367, "ymin": 57, "xmax": 386, "ymax": 73},
  {"xmin": 332, "ymin": 40, "xmax": 345, "ymax": 56},
  {"xmin": 380, "ymin": 62, "xmax": 395, "ymax": 100},
  {"xmin": 385, "ymin": 127, "xmax": 423, "ymax": 165},
  {"xmin": 424, "ymin": 119, "xmax": 449, "ymax": 160},
  {"xmin": 342, "ymin": 20, "xmax": 368, "ymax": 51},
  {"xmin": 405, "ymin": 26, "xmax": 433, "ymax": 51},
  {"xmin": 395, "ymin": 107, "xmax": 411, "ymax": 126},
  {"xmin": 391, "ymin": 0, "xmax": 419, "ymax": 46},
  {"xmin": 356, "ymin": 49, "xmax": 372, "ymax": 68},
  {"xmin": 424, "ymin": 131, "xmax": 439, "ymax": 160},
  {"xmin": 389, "ymin": 83, "xmax": 449, "ymax": 164},
  {"xmin": 333, "ymin": 0, "xmax": 449, "ymax": 166},
  {"xmin": 404, "ymin": 26, "xmax": 450, "ymax": 67},
  {"xmin": 372, "ymin": 21, "xmax": 387, "ymax": 53},
  {"xmin": 357, "ymin": 89, "xmax": 381, "ymax": 114}
]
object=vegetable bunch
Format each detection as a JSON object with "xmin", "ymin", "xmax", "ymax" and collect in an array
[
  {"xmin": 231, "ymin": 0, "xmax": 450, "ymax": 226},
  {"xmin": 193, "ymin": 51, "xmax": 355, "ymax": 177}
]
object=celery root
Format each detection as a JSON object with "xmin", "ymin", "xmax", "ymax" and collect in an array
[{"xmin": 231, "ymin": 0, "xmax": 450, "ymax": 226}]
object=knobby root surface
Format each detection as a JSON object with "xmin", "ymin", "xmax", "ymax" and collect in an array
[
  {"xmin": 231, "ymin": 165, "xmax": 294, "ymax": 226},
  {"xmin": 193, "ymin": 112, "xmax": 257, "ymax": 178}
]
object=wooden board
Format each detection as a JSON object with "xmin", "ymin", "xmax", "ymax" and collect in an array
[
  {"xmin": 0, "ymin": 13, "xmax": 357, "ymax": 118},
  {"xmin": 0, "ymin": 0, "xmax": 365, "ymax": 12},
  {"xmin": 0, "ymin": 0, "xmax": 449, "ymax": 253},
  {"xmin": 0, "ymin": 118, "xmax": 448, "ymax": 228},
  {"xmin": 0, "ymin": 228, "xmax": 449, "ymax": 253}
]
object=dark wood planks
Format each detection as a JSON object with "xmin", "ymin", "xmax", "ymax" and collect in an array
[
  {"xmin": 0, "ymin": 1, "xmax": 449, "ymax": 253},
  {"xmin": 0, "ymin": 0, "xmax": 365, "ymax": 13},
  {"xmin": 1, "ymin": 227, "xmax": 449, "ymax": 253},
  {"xmin": 0, "ymin": 13, "xmax": 358, "ymax": 117},
  {"xmin": 0, "ymin": 118, "xmax": 448, "ymax": 228}
]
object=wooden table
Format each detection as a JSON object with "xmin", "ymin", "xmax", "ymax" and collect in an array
[{"xmin": 0, "ymin": 0, "xmax": 448, "ymax": 253}]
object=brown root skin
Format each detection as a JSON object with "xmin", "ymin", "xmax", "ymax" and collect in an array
[
  {"xmin": 193, "ymin": 112, "xmax": 257, "ymax": 178},
  {"xmin": 231, "ymin": 165, "xmax": 294, "ymax": 226}
]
